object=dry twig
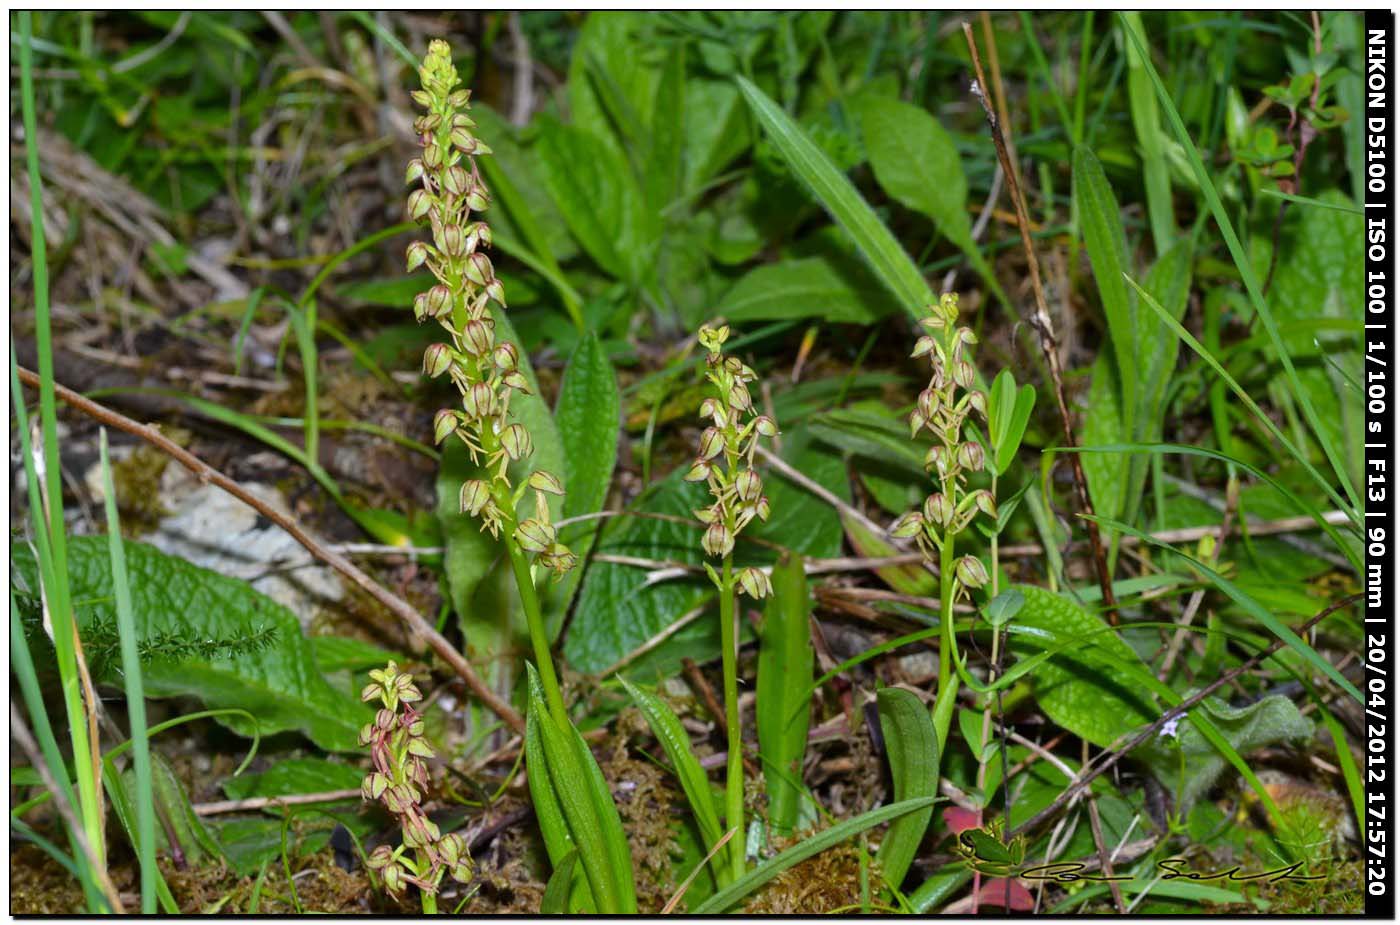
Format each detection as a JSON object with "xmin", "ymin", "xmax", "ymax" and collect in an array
[
  {"xmin": 962, "ymin": 21, "xmax": 1119, "ymax": 621},
  {"xmin": 15, "ymin": 366, "xmax": 526, "ymax": 734}
]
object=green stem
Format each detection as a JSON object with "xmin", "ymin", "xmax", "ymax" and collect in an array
[
  {"xmin": 933, "ymin": 536, "xmax": 957, "ymax": 752},
  {"xmin": 936, "ymin": 537, "xmax": 955, "ymax": 704},
  {"xmin": 420, "ymin": 878, "xmax": 438, "ymax": 915},
  {"xmin": 719, "ymin": 556, "xmax": 745, "ymax": 881},
  {"xmin": 506, "ymin": 538, "xmax": 568, "ymax": 727}
]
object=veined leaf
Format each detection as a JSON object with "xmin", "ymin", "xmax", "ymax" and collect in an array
[
  {"xmin": 11, "ymin": 537, "xmax": 367, "ymax": 751},
  {"xmin": 736, "ymin": 76, "xmax": 933, "ymax": 320},
  {"xmin": 756, "ymin": 555, "xmax": 814, "ymax": 838},
  {"xmin": 856, "ymin": 94, "xmax": 1006, "ymax": 306},
  {"xmin": 874, "ymin": 688, "xmax": 939, "ymax": 890},
  {"xmin": 553, "ymin": 332, "xmax": 621, "ymax": 632},
  {"xmin": 535, "ymin": 116, "xmax": 653, "ymax": 285}
]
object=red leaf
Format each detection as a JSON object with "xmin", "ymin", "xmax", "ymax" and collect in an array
[
  {"xmin": 942, "ymin": 806, "xmax": 982, "ymax": 835},
  {"xmin": 974, "ymin": 878, "xmax": 1034, "ymax": 911}
]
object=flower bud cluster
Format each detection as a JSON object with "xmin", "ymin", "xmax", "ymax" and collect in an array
[
  {"xmin": 406, "ymin": 40, "xmax": 574, "ymax": 579},
  {"xmin": 359, "ymin": 662, "xmax": 473, "ymax": 897},
  {"xmin": 889, "ymin": 294, "xmax": 995, "ymax": 593},
  {"xmin": 683, "ymin": 324, "xmax": 780, "ymax": 598}
]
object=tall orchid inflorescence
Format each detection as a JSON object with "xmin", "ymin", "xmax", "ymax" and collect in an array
[
  {"xmin": 406, "ymin": 39, "xmax": 575, "ymax": 580},
  {"xmin": 684, "ymin": 323, "xmax": 780, "ymax": 600},
  {"xmin": 892, "ymin": 293, "xmax": 996, "ymax": 592},
  {"xmin": 891, "ymin": 294, "xmax": 997, "ymax": 742},
  {"xmin": 683, "ymin": 322, "xmax": 779, "ymax": 881},
  {"xmin": 360, "ymin": 663, "xmax": 472, "ymax": 911}
]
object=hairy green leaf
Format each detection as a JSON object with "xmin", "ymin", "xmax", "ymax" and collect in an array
[
  {"xmin": 1138, "ymin": 695, "xmax": 1312, "ymax": 810},
  {"xmin": 12, "ymin": 537, "xmax": 367, "ymax": 751},
  {"xmin": 553, "ymin": 332, "xmax": 621, "ymax": 630}
]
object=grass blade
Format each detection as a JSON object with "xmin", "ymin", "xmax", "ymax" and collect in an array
[
  {"xmin": 736, "ymin": 76, "xmax": 934, "ymax": 320},
  {"xmin": 1120, "ymin": 12, "xmax": 1175, "ymax": 253},
  {"xmin": 18, "ymin": 10, "xmax": 106, "ymax": 884},
  {"xmin": 1119, "ymin": 18, "xmax": 1361, "ymax": 515},
  {"xmin": 98, "ymin": 430, "xmax": 156, "ymax": 912},
  {"xmin": 1083, "ymin": 514, "xmax": 1362, "ymax": 704},
  {"xmin": 1125, "ymin": 275, "xmax": 1358, "ymax": 527},
  {"xmin": 692, "ymin": 796, "xmax": 939, "ymax": 913},
  {"xmin": 619, "ymin": 678, "xmax": 728, "ymax": 884}
]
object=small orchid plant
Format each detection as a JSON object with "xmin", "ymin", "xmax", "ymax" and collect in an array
[
  {"xmin": 682, "ymin": 322, "xmax": 779, "ymax": 879},
  {"xmin": 359, "ymin": 662, "xmax": 472, "ymax": 913}
]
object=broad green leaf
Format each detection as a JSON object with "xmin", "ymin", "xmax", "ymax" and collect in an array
[
  {"xmin": 220, "ymin": 758, "xmax": 363, "ymax": 802},
  {"xmin": 1006, "ymin": 584, "xmax": 1157, "ymax": 748},
  {"xmin": 535, "ymin": 117, "xmax": 652, "ymax": 285},
  {"xmin": 1073, "ymin": 145, "xmax": 1137, "ymax": 418},
  {"xmin": 692, "ymin": 796, "xmax": 939, "ymax": 913},
  {"xmin": 856, "ymin": 94, "xmax": 1005, "ymax": 305},
  {"xmin": 526, "ymin": 664, "xmax": 637, "ymax": 913},
  {"xmin": 736, "ymin": 76, "xmax": 933, "ymax": 320},
  {"xmin": 436, "ymin": 309, "xmax": 566, "ymax": 733},
  {"xmin": 620, "ymin": 679, "xmax": 729, "ymax": 882},
  {"xmin": 1138, "ymin": 695, "xmax": 1312, "ymax": 810},
  {"xmin": 756, "ymin": 555, "xmax": 814, "ymax": 838},
  {"xmin": 684, "ymin": 78, "xmax": 749, "ymax": 192},
  {"xmin": 11, "ymin": 537, "xmax": 368, "ymax": 751},
  {"xmin": 857, "ymin": 95, "xmax": 971, "ymax": 245},
  {"xmin": 987, "ymin": 371, "xmax": 1035, "ymax": 476},
  {"xmin": 875, "ymin": 688, "xmax": 939, "ymax": 890},
  {"xmin": 720, "ymin": 255, "xmax": 897, "ymax": 324},
  {"xmin": 568, "ymin": 12, "xmax": 661, "ymax": 163},
  {"xmin": 564, "ymin": 428, "xmax": 848, "ymax": 676},
  {"xmin": 552, "ymin": 333, "xmax": 621, "ymax": 631},
  {"xmin": 645, "ymin": 45, "xmax": 686, "ymax": 213}
]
